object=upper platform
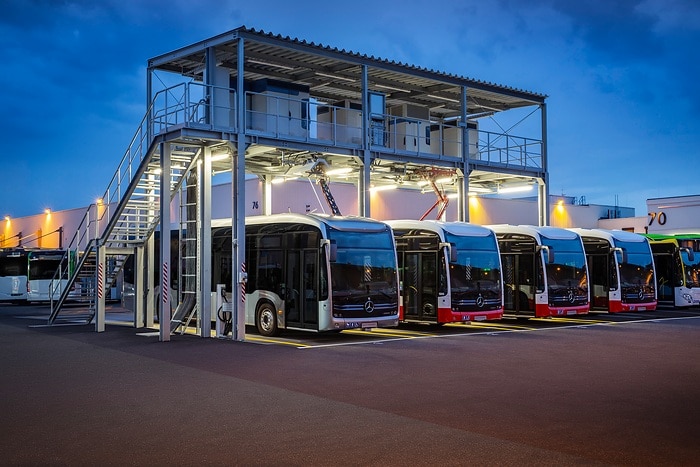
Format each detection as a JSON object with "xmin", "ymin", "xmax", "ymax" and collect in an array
[{"xmin": 146, "ymin": 25, "xmax": 548, "ymax": 192}]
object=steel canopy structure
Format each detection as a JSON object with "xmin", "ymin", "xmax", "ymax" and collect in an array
[
  {"xmin": 147, "ymin": 26, "xmax": 548, "ymax": 204},
  {"xmin": 48, "ymin": 26, "xmax": 550, "ymax": 341}
]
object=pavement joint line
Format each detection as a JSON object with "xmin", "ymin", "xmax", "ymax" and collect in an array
[
  {"xmin": 297, "ymin": 314, "xmax": 700, "ymax": 350},
  {"xmin": 245, "ymin": 335, "xmax": 312, "ymax": 347},
  {"xmin": 344, "ymin": 328, "xmax": 433, "ymax": 337},
  {"xmin": 470, "ymin": 322, "xmax": 537, "ymax": 330}
]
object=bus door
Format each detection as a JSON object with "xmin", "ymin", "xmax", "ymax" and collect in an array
[
  {"xmin": 402, "ymin": 251, "xmax": 438, "ymax": 320},
  {"xmin": 647, "ymin": 241, "xmax": 680, "ymax": 305},
  {"xmin": 284, "ymin": 249, "xmax": 319, "ymax": 330},
  {"xmin": 586, "ymin": 253, "xmax": 611, "ymax": 310},
  {"xmin": 501, "ymin": 253, "xmax": 534, "ymax": 316}
]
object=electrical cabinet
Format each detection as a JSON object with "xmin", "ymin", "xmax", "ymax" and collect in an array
[
  {"xmin": 317, "ymin": 100, "xmax": 363, "ymax": 145},
  {"xmin": 388, "ymin": 104, "xmax": 435, "ymax": 154},
  {"xmin": 439, "ymin": 122, "xmax": 479, "ymax": 158},
  {"xmin": 248, "ymin": 79, "xmax": 309, "ymax": 138}
]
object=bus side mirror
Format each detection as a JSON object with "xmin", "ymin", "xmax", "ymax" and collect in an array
[
  {"xmin": 440, "ymin": 242, "xmax": 457, "ymax": 262},
  {"xmin": 613, "ymin": 247, "xmax": 628, "ymax": 264},
  {"xmin": 322, "ymin": 239, "xmax": 337, "ymax": 262},
  {"xmin": 681, "ymin": 247, "xmax": 695, "ymax": 262},
  {"xmin": 539, "ymin": 245, "xmax": 555, "ymax": 264}
]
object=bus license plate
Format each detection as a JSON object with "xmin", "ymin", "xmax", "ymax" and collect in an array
[
  {"xmin": 474, "ymin": 315, "xmax": 487, "ymax": 321},
  {"xmin": 361, "ymin": 322, "xmax": 377, "ymax": 329},
  {"xmin": 566, "ymin": 310, "xmax": 576, "ymax": 315}
]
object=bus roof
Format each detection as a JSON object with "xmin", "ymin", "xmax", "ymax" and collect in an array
[
  {"xmin": 570, "ymin": 228, "xmax": 648, "ymax": 244},
  {"xmin": 386, "ymin": 220, "xmax": 494, "ymax": 238},
  {"xmin": 213, "ymin": 213, "xmax": 390, "ymax": 233},
  {"xmin": 488, "ymin": 224, "xmax": 580, "ymax": 242},
  {"xmin": 27, "ymin": 249, "xmax": 66, "ymax": 260},
  {"xmin": 0, "ymin": 248, "xmax": 28, "ymax": 258},
  {"xmin": 645, "ymin": 233, "xmax": 700, "ymax": 240}
]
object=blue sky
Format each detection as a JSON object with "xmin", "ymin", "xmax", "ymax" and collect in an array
[{"xmin": 1, "ymin": 0, "xmax": 698, "ymax": 218}]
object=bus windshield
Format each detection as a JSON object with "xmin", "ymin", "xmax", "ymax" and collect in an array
[
  {"xmin": 681, "ymin": 247, "xmax": 700, "ymax": 288},
  {"xmin": 327, "ymin": 228, "xmax": 398, "ymax": 317},
  {"xmin": 0, "ymin": 255, "xmax": 26, "ymax": 277},
  {"xmin": 615, "ymin": 240, "xmax": 655, "ymax": 288},
  {"xmin": 444, "ymin": 232, "xmax": 501, "ymax": 299},
  {"xmin": 541, "ymin": 236, "xmax": 588, "ymax": 305},
  {"xmin": 29, "ymin": 253, "xmax": 64, "ymax": 280}
]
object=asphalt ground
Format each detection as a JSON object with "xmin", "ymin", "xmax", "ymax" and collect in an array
[{"xmin": 1, "ymin": 304, "xmax": 699, "ymax": 466}]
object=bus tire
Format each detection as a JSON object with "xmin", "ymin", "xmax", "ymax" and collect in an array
[{"xmin": 256, "ymin": 302, "xmax": 280, "ymax": 337}]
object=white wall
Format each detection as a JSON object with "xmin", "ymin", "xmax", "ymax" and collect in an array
[
  {"xmin": 8, "ymin": 178, "xmax": 696, "ymax": 246},
  {"xmin": 646, "ymin": 195, "xmax": 700, "ymax": 234}
]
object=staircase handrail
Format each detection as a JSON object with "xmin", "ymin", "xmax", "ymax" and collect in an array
[
  {"xmin": 48, "ymin": 237, "xmax": 98, "ymax": 323},
  {"xmin": 48, "ymin": 81, "xmax": 229, "ymax": 324},
  {"xmin": 50, "ymin": 83, "xmax": 192, "ymax": 270}
]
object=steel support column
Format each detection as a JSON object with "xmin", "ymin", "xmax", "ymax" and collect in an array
[
  {"xmin": 199, "ymin": 146, "xmax": 212, "ymax": 337},
  {"xmin": 358, "ymin": 65, "xmax": 371, "ymax": 217},
  {"xmin": 134, "ymin": 245, "xmax": 145, "ymax": 328},
  {"xmin": 539, "ymin": 103, "xmax": 549, "ymax": 226},
  {"xmin": 159, "ymin": 142, "xmax": 172, "ymax": 342},
  {"xmin": 95, "ymin": 244, "xmax": 106, "ymax": 332},
  {"xmin": 145, "ymin": 233, "xmax": 155, "ymax": 328},
  {"xmin": 459, "ymin": 85, "xmax": 469, "ymax": 222},
  {"xmin": 232, "ymin": 37, "xmax": 247, "ymax": 341}
]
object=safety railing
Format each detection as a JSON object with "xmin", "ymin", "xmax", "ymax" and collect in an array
[
  {"xmin": 476, "ymin": 131, "xmax": 543, "ymax": 169},
  {"xmin": 243, "ymin": 90, "xmax": 542, "ymax": 167}
]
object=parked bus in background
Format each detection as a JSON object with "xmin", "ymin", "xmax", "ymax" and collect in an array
[
  {"xmin": 211, "ymin": 213, "xmax": 400, "ymax": 336},
  {"xmin": 571, "ymin": 229, "xmax": 656, "ymax": 312},
  {"xmin": 644, "ymin": 234, "xmax": 700, "ymax": 308},
  {"xmin": 0, "ymin": 248, "xmax": 28, "ymax": 303},
  {"xmin": 489, "ymin": 225, "xmax": 589, "ymax": 318},
  {"xmin": 27, "ymin": 249, "xmax": 72, "ymax": 303},
  {"xmin": 387, "ymin": 220, "xmax": 503, "ymax": 324}
]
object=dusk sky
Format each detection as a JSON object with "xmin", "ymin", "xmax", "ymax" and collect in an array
[{"xmin": 1, "ymin": 0, "xmax": 698, "ymax": 218}]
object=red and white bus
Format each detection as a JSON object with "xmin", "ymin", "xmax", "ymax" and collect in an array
[
  {"xmin": 572, "ymin": 229, "xmax": 656, "ymax": 312},
  {"xmin": 489, "ymin": 225, "xmax": 589, "ymax": 318},
  {"xmin": 388, "ymin": 220, "xmax": 503, "ymax": 323}
]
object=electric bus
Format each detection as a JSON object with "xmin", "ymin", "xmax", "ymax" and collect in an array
[
  {"xmin": 0, "ymin": 248, "xmax": 28, "ymax": 303},
  {"xmin": 489, "ymin": 225, "xmax": 589, "ymax": 318},
  {"xmin": 27, "ymin": 249, "xmax": 72, "ymax": 303},
  {"xmin": 387, "ymin": 220, "xmax": 503, "ymax": 323},
  {"xmin": 571, "ymin": 229, "xmax": 656, "ymax": 312},
  {"xmin": 644, "ymin": 234, "xmax": 700, "ymax": 308},
  {"xmin": 211, "ymin": 213, "xmax": 400, "ymax": 336}
]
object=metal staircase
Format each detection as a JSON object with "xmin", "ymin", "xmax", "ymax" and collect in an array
[{"xmin": 48, "ymin": 83, "xmax": 205, "ymax": 325}]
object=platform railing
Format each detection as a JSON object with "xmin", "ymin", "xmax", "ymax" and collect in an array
[
  {"xmin": 477, "ymin": 131, "xmax": 543, "ymax": 169},
  {"xmin": 243, "ymin": 90, "xmax": 542, "ymax": 167}
]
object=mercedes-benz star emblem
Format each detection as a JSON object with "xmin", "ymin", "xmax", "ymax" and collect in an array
[
  {"xmin": 476, "ymin": 294, "xmax": 485, "ymax": 308},
  {"xmin": 567, "ymin": 289, "xmax": 575, "ymax": 303},
  {"xmin": 364, "ymin": 299, "xmax": 375, "ymax": 313}
]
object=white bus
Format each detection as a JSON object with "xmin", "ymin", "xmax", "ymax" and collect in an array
[
  {"xmin": 644, "ymin": 234, "xmax": 700, "ymax": 308},
  {"xmin": 489, "ymin": 225, "xmax": 589, "ymax": 318},
  {"xmin": 211, "ymin": 213, "xmax": 400, "ymax": 336},
  {"xmin": 0, "ymin": 248, "xmax": 28, "ymax": 303},
  {"xmin": 572, "ymin": 229, "xmax": 657, "ymax": 312},
  {"xmin": 27, "ymin": 249, "xmax": 72, "ymax": 303},
  {"xmin": 387, "ymin": 220, "xmax": 504, "ymax": 323}
]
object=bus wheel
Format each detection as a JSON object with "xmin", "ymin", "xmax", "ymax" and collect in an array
[{"xmin": 256, "ymin": 302, "xmax": 280, "ymax": 337}]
